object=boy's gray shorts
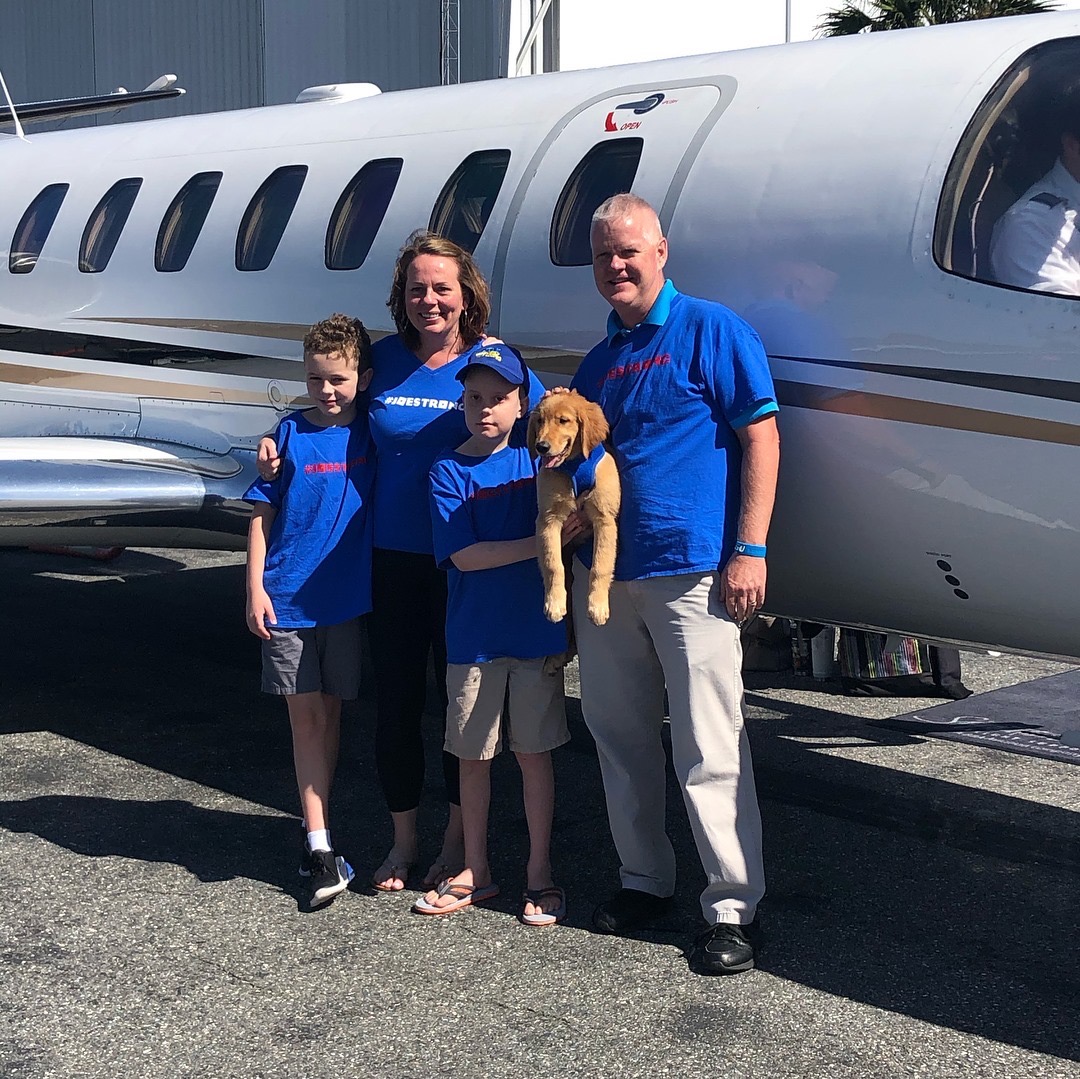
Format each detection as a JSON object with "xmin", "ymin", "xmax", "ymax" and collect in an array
[{"xmin": 261, "ymin": 619, "xmax": 361, "ymax": 698}]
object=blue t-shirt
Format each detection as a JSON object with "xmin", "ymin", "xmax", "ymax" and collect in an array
[
  {"xmin": 570, "ymin": 280, "xmax": 778, "ymax": 581},
  {"xmin": 244, "ymin": 409, "xmax": 375, "ymax": 627},
  {"xmin": 429, "ymin": 425, "xmax": 567, "ymax": 665},
  {"xmin": 368, "ymin": 334, "xmax": 541, "ymax": 556}
]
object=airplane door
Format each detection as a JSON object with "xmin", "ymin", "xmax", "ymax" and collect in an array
[{"xmin": 493, "ymin": 79, "xmax": 733, "ymax": 369}]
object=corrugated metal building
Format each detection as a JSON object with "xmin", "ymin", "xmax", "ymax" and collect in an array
[{"xmin": 0, "ymin": 0, "xmax": 556, "ymax": 128}]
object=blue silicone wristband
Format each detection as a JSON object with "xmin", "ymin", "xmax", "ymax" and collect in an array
[{"xmin": 734, "ymin": 541, "xmax": 767, "ymax": 558}]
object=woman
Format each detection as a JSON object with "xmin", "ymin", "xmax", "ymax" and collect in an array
[
  {"xmin": 366, "ymin": 231, "xmax": 495, "ymax": 890},
  {"xmin": 261, "ymin": 231, "xmax": 534, "ymax": 890}
]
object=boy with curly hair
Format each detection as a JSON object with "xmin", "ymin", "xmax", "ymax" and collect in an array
[{"xmin": 245, "ymin": 314, "xmax": 375, "ymax": 908}]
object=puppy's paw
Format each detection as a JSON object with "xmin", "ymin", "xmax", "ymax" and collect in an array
[
  {"xmin": 587, "ymin": 598, "xmax": 610, "ymax": 626},
  {"xmin": 544, "ymin": 591, "xmax": 567, "ymax": 623}
]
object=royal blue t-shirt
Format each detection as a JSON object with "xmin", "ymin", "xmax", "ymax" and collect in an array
[
  {"xmin": 244, "ymin": 409, "xmax": 375, "ymax": 627},
  {"xmin": 570, "ymin": 280, "xmax": 778, "ymax": 581},
  {"xmin": 429, "ymin": 425, "xmax": 567, "ymax": 665},
  {"xmin": 368, "ymin": 334, "xmax": 541, "ymax": 556}
]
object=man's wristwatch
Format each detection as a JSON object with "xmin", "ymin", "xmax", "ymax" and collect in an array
[{"xmin": 733, "ymin": 541, "xmax": 767, "ymax": 558}]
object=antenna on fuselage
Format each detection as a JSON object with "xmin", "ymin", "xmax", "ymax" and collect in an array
[{"xmin": 0, "ymin": 67, "xmax": 27, "ymax": 140}]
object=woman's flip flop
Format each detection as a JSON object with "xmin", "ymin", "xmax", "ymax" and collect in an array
[
  {"xmin": 412, "ymin": 878, "xmax": 499, "ymax": 916},
  {"xmin": 371, "ymin": 856, "xmax": 415, "ymax": 892},
  {"xmin": 520, "ymin": 886, "xmax": 566, "ymax": 927}
]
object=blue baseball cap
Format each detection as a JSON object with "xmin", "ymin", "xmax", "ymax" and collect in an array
[{"xmin": 455, "ymin": 342, "xmax": 527, "ymax": 387}]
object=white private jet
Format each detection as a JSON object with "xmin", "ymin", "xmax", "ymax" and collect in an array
[{"xmin": 2, "ymin": 13, "xmax": 1080, "ymax": 658}]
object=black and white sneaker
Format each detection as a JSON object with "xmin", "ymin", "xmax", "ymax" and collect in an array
[
  {"xmin": 298, "ymin": 832, "xmax": 314, "ymax": 878},
  {"xmin": 308, "ymin": 849, "xmax": 354, "ymax": 908}
]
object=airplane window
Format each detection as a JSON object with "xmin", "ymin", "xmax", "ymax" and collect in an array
[
  {"xmin": 156, "ymin": 172, "xmax": 223, "ymax": 272},
  {"xmin": 550, "ymin": 138, "xmax": 644, "ymax": 267},
  {"xmin": 325, "ymin": 158, "xmax": 403, "ymax": 270},
  {"xmin": 79, "ymin": 178, "xmax": 143, "ymax": 273},
  {"xmin": 429, "ymin": 149, "xmax": 511, "ymax": 253},
  {"xmin": 10, "ymin": 183, "xmax": 69, "ymax": 274},
  {"xmin": 236, "ymin": 165, "xmax": 308, "ymax": 272},
  {"xmin": 935, "ymin": 37, "xmax": 1080, "ymax": 298}
]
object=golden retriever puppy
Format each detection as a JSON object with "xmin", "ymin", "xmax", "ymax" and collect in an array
[{"xmin": 527, "ymin": 391, "xmax": 621, "ymax": 626}]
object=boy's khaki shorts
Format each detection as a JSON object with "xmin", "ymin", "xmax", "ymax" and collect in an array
[{"xmin": 445, "ymin": 657, "xmax": 568, "ymax": 761}]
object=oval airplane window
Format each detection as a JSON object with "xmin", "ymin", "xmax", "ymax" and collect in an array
[
  {"xmin": 10, "ymin": 183, "xmax": 69, "ymax": 274},
  {"xmin": 156, "ymin": 172, "xmax": 223, "ymax": 272},
  {"xmin": 429, "ymin": 149, "xmax": 511, "ymax": 253},
  {"xmin": 79, "ymin": 178, "xmax": 143, "ymax": 273},
  {"xmin": 935, "ymin": 37, "xmax": 1080, "ymax": 298},
  {"xmin": 550, "ymin": 138, "xmax": 644, "ymax": 267},
  {"xmin": 325, "ymin": 157, "xmax": 403, "ymax": 270},
  {"xmin": 236, "ymin": 165, "xmax": 308, "ymax": 272}
]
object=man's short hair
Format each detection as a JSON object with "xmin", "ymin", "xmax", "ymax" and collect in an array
[
  {"xmin": 591, "ymin": 193, "xmax": 660, "ymax": 231},
  {"xmin": 303, "ymin": 313, "xmax": 372, "ymax": 372}
]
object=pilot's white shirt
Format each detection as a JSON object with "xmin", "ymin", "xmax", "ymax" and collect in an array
[{"xmin": 990, "ymin": 159, "xmax": 1080, "ymax": 296}]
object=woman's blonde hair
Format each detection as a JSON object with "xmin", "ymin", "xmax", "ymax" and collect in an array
[{"xmin": 386, "ymin": 230, "xmax": 491, "ymax": 351}]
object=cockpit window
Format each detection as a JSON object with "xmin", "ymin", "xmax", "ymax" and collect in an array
[
  {"xmin": 10, "ymin": 183, "xmax": 69, "ymax": 274},
  {"xmin": 79, "ymin": 178, "xmax": 142, "ymax": 273},
  {"xmin": 236, "ymin": 165, "xmax": 308, "ymax": 272},
  {"xmin": 429, "ymin": 149, "xmax": 511, "ymax": 253},
  {"xmin": 935, "ymin": 38, "xmax": 1080, "ymax": 298},
  {"xmin": 156, "ymin": 172, "xmax": 222, "ymax": 272}
]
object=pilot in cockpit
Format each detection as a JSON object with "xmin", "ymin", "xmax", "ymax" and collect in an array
[{"xmin": 990, "ymin": 85, "xmax": 1080, "ymax": 296}]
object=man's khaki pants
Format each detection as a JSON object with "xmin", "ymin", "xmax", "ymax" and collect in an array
[{"xmin": 573, "ymin": 569, "xmax": 765, "ymax": 925}]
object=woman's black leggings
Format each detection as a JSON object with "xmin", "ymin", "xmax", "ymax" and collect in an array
[{"xmin": 369, "ymin": 547, "xmax": 460, "ymax": 812}]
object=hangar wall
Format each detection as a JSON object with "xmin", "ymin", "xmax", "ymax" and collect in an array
[{"xmin": 0, "ymin": 0, "xmax": 509, "ymax": 129}]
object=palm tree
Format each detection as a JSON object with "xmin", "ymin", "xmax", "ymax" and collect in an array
[{"xmin": 817, "ymin": 0, "xmax": 1058, "ymax": 36}]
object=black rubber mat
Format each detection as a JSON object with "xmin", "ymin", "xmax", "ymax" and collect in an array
[{"xmin": 873, "ymin": 669, "xmax": 1080, "ymax": 766}]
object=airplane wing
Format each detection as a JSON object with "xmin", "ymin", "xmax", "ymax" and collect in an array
[
  {"xmin": 0, "ymin": 79, "xmax": 185, "ymax": 128},
  {"xmin": 0, "ymin": 438, "xmax": 256, "ymax": 549}
]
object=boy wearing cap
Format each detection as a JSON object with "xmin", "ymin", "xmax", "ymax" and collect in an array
[{"xmin": 415, "ymin": 344, "xmax": 576, "ymax": 926}]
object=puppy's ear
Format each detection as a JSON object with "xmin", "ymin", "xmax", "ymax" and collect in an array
[
  {"xmin": 579, "ymin": 396, "xmax": 610, "ymax": 457},
  {"xmin": 526, "ymin": 407, "xmax": 540, "ymax": 455}
]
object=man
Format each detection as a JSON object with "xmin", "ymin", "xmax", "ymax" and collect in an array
[
  {"xmin": 569, "ymin": 193, "xmax": 780, "ymax": 975},
  {"xmin": 990, "ymin": 86, "xmax": 1080, "ymax": 296}
]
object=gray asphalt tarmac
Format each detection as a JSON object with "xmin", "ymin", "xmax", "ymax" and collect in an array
[{"xmin": 1, "ymin": 547, "xmax": 1078, "ymax": 1078}]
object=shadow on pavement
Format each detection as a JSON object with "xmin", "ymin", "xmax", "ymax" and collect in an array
[
  {"xmin": 2, "ymin": 549, "xmax": 1078, "ymax": 1063},
  {"xmin": 744, "ymin": 686, "xmax": 1080, "ymax": 871},
  {"xmin": 0, "ymin": 796, "xmax": 295, "ymax": 891}
]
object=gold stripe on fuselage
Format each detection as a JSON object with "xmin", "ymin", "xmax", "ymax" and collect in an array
[
  {"xmin": 0, "ymin": 360, "xmax": 298, "ymax": 405},
  {"xmin": 77, "ymin": 317, "xmax": 583, "ymax": 372},
  {"xmin": 776, "ymin": 381, "xmax": 1080, "ymax": 448},
  {"xmin": 78, "ymin": 316, "xmax": 312, "ymax": 341},
  {"xmin": 6, "ymin": 342, "xmax": 1080, "ymax": 446}
]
